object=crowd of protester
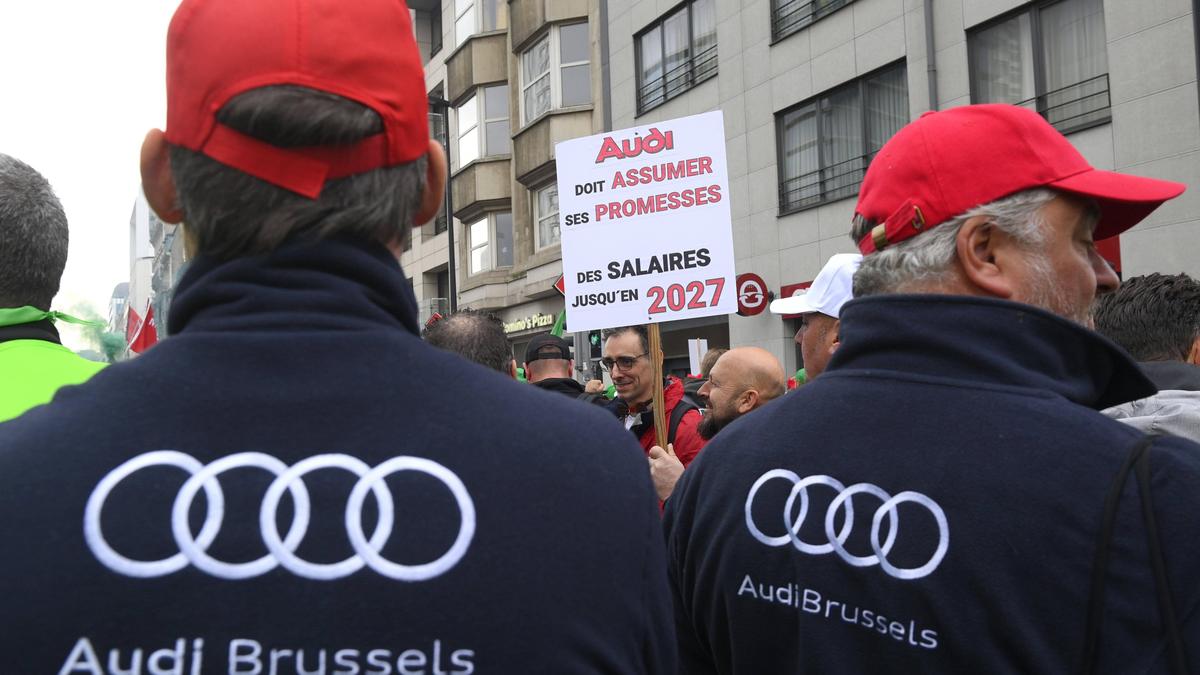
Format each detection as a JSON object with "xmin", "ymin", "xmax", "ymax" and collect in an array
[{"xmin": 0, "ymin": 0, "xmax": 1198, "ymax": 672}]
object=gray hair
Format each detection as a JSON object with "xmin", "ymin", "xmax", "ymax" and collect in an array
[
  {"xmin": 850, "ymin": 189, "xmax": 1057, "ymax": 297},
  {"xmin": 168, "ymin": 85, "xmax": 427, "ymax": 260},
  {"xmin": 0, "ymin": 154, "xmax": 69, "ymax": 310}
]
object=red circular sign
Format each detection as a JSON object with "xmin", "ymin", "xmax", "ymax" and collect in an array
[{"xmin": 736, "ymin": 273, "xmax": 768, "ymax": 316}]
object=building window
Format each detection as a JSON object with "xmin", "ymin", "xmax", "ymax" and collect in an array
[
  {"xmin": 968, "ymin": 0, "xmax": 1109, "ymax": 133},
  {"xmin": 534, "ymin": 184, "xmax": 560, "ymax": 250},
  {"xmin": 776, "ymin": 62, "xmax": 908, "ymax": 214},
  {"xmin": 771, "ymin": 0, "xmax": 853, "ymax": 42},
  {"xmin": 468, "ymin": 212, "xmax": 514, "ymax": 274},
  {"xmin": 428, "ymin": 87, "xmax": 449, "ymax": 234},
  {"xmin": 455, "ymin": 0, "xmax": 505, "ymax": 47},
  {"xmin": 456, "ymin": 85, "xmax": 510, "ymax": 168},
  {"xmin": 635, "ymin": 0, "xmax": 717, "ymax": 114},
  {"xmin": 455, "ymin": 0, "xmax": 473, "ymax": 47},
  {"xmin": 520, "ymin": 22, "xmax": 591, "ymax": 125},
  {"xmin": 457, "ymin": 91, "xmax": 480, "ymax": 168}
]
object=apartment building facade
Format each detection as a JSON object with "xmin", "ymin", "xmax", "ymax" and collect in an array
[
  {"xmin": 406, "ymin": 0, "xmax": 616, "ymax": 370},
  {"xmin": 606, "ymin": 0, "xmax": 1200, "ymax": 374}
]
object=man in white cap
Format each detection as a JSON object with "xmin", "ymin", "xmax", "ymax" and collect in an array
[{"xmin": 769, "ymin": 253, "xmax": 861, "ymax": 379}]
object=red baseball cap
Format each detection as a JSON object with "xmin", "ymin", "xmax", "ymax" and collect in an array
[
  {"xmin": 164, "ymin": 0, "xmax": 430, "ymax": 199},
  {"xmin": 855, "ymin": 104, "xmax": 1185, "ymax": 255}
]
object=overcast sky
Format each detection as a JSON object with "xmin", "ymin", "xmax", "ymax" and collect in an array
[{"xmin": 0, "ymin": 1, "xmax": 180, "ymax": 351}]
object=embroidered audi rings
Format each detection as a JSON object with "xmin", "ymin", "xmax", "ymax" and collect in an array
[
  {"xmin": 744, "ymin": 470, "xmax": 949, "ymax": 580},
  {"xmin": 84, "ymin": 450, "xmax": 476, "ymax": 582}
]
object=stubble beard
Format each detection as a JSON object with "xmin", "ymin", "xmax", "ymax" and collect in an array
[{"xmin": 1021, "ymin": 252, "xmax": 1093, "ymax": 327}]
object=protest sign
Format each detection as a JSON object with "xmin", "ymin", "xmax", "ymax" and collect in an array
[{"xmin": 555, "ymin": 111, "xmax": 736, "ymax": 333}]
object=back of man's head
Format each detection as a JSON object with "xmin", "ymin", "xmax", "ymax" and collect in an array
[
  {"xmin": 524, "ymin": 335, "xmax": 573, "ymax": 382},
  {"xmin": 1094, "ymin": 273, "xmax": 1200, "ymax": 362},
  {"xmin": 143, "ymin": 0, "xmax": 440, "ymax": 261},
  {"xmin": 0, "ymin": 154, "xmax": 68, "ymax": 311},
  {"xmin": 423, "ymin": 310, "xmax": 515, "ymax": 375},
  {"xmin": 525, "ymin": 353, "xmax": 572, "ymax": 381}
]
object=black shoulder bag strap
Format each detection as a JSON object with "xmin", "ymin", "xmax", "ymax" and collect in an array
[
  {"xmin": 667, "ymin": 398, "xmax": 699, "ymax": 447},
  {"xmin": 1081, "ymin": 436, "xmax": 1189, "ymax": 675}
]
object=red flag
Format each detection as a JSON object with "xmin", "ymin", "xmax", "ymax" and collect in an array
[
  {"xmin": 126, "ymin": 307, "xmax": 142, "ymax": 344},
  {"xmin": 129, "ymin": 306, "xmax": 158, "ymax": 353}
]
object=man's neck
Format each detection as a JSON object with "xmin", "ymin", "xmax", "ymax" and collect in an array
[{"xmin": 626, "ymin": 398, "xmax": 653, "ymax": 414}]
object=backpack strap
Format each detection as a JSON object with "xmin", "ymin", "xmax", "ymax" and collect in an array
[
  {"xmin": 1082, "ymin": 436, "xmax": 1188, "ymax": 675},
  {"xmin": 667, "ymin": 397, "xmax": 700, "ymax": 447},
  {"xmin": 1134, "ymin": 442, "xmax": 1188, "ymax": 674}
]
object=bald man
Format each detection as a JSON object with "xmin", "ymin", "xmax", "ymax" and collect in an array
[{"xmin": 649, "ymin": 347, "xmax": 786, "ymax": 500}]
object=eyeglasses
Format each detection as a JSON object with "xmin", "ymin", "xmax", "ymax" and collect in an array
[{"xmin": 600, "ymin": 353, "xmax": 647, "ymax": 372}]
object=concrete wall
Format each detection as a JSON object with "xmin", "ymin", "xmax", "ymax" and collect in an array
[{"xmin": 1105, "ymin": 0, "xmax": 1200, "ymax": 276}]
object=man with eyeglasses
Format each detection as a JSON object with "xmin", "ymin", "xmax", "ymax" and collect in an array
[{"xmin": 600, "ymin": 325, "xmax": 707, "ymax": 469}]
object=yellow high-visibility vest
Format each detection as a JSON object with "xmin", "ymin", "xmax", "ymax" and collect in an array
[{"xmin": 0, "ymin": 339, "xmax": 106, "ymax": 422}]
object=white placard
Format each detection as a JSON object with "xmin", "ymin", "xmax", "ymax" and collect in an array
[
  {"xmin": 555, "ymin": 111, "xmax": 737, "ymax": 332},
  {"xmin": 688, "ymin": 338, "xmax": 709, "ymax": 376}
]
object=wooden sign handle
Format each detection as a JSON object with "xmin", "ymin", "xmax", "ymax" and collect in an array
[{"xmin": 648, "ymin": 323, "xmax": 667, "ymax": 449}]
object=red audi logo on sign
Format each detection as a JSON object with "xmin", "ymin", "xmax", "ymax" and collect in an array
[{"xmin": 737, "ymin": 273, "xmax": 768, "ymax": 316}]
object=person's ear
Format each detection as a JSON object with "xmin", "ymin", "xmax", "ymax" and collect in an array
[
  {"xmin": 956, "ymin": 215, "xmax": 1019, "ymax": 299},
  {"xmin": 140, "ymin": 129, "xmax": 184, "ymax": 224},
  {"xmin": 737, "ymin": 390, "xmax": 758, "ymax": 414},
  {"xmin": 1187, "ymin": 336, "xmax": 1200, "ymax": 365},
  {"xmin": 412, "ymin": 139, "xmax": 448, "ymax": 226},
  {"xmin": 828, "ymin": 318, "xmax": 843, "ymax": 353}
]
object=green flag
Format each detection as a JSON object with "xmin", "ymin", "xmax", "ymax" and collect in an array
[{"xmin": 549, "ymin": 311, "xmax": 566, "ymax": 337}]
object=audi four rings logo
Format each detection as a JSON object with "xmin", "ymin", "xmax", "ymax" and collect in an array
[
  {"xmin": 84, "ymin": 451, "xmax": 476, "ymax": 582},
  {"xmin": 744, "ymin": 470, "xmax": 949, "ymax": 580}
]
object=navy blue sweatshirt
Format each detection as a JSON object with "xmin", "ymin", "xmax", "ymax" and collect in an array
[
  {"xmin": 664, "ymin": 295, "xmax": 1200, "ymax": 674},
  {"xmin": 0, "ymin": 237, "xmax": 674, "ymax": 674}
]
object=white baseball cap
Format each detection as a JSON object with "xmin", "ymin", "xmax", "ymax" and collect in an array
[{"xmin": 769, "ymin": 253, "xmax": 862, "ymax": 318}]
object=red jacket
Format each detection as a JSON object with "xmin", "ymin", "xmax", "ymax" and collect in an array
[{"xmin": 631, "ymin": 376, "xmax": 707, "ymax": 467}]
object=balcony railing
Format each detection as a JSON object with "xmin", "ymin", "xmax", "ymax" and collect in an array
[
  {"xmin": 779, "ymin": 151, "xmax": 875, "ymax": 213},
  {"xmin": 772, "ymin": 0, "xmax": 852, "ymax": 42},
  {"xmin": 1015, "ymin": 73, "xmax": 1111, "ymax": 135},
  {"xmin": 637, "ymin": 43, "xmax": 718, "ymax": 114}
]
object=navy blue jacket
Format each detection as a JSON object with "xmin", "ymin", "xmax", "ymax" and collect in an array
[
  {"xmin": 665, "ymin": 295, "xmax": 1200, "ymax": 674},
  {"xmin": 0, "ymin": 237, "xmax": 674, "ymax": 674}
]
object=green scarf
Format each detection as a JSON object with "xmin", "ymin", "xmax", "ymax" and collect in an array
[{"xmin": 0, "ymin": 306, "xmax": 106, "ymax": 329}]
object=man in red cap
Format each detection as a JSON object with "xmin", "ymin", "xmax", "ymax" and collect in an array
[
  {"xmin": 0, "ymin": 1, "xmax": 674, "ymax": 672},
  {"xmin": 664, "ymin": 104, "xmax": 1199, "ymax": 673}
]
